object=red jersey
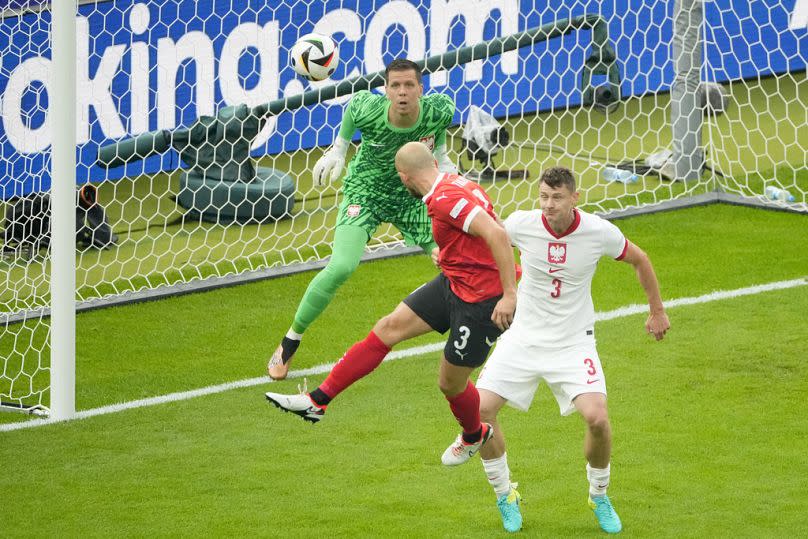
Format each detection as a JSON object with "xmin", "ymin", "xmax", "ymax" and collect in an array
[{"xmin": 422, "ymin": 173, "xmax": 502, "ymax": 302}]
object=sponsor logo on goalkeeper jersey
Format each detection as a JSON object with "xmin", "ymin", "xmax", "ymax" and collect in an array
[
  {"xmin": 419, "ymin": 135, "xmax": 435, "ymax": 151},
  {"xmin": 548, "ymin": 242, "xmax": 567, "ymax": 264},
  {"xmin": 346, "ymin": 204, "xmax": 362, "ymax": 217}
]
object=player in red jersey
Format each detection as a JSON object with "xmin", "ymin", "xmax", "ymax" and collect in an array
[{"xmin": 266, "ymin": 141, "xmax": 517, "ymax": 465}]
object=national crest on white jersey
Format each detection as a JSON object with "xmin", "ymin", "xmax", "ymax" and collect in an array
[{"xmin": 548, "ymin": 242, "xmax": 567, "ymax": 264}]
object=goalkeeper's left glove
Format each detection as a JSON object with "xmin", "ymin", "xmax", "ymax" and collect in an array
[
  {"xmin": 313, "ymin": 137, "xmax": 349, "ymax": 188},
  {"xmin": 433, "ymin": 143, "xmax": 457, "ymax": 174}
]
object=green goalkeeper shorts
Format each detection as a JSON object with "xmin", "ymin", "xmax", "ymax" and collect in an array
[{"xmin": 336, "ymin": 194, "xmax": 433, "ymax": 248}]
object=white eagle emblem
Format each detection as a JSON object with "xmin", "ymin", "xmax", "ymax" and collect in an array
[{"xmin": 548, "ymin": 242, "xmax": 567, "ymax": 264}]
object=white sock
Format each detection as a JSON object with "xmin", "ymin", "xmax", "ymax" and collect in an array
[
  {"xmin": 587, "ymin": 462, "xmax": 610, "ymax": 498},
  {"xmin": 482, "ymin": 453, "xmax": 512, "ymax": 498},
  {"xmin": 285, "ymin": 329, "xmax": 303, "ymax": 341}
]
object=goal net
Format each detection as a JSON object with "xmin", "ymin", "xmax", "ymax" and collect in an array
[{"xmin": 1, "ymin": 0, "xmax": 806, "ymax": 415}]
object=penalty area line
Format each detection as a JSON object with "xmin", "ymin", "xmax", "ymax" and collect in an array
[{"xmin": 2, "ymin": 276, "xmax": 805, "ymax": 433}]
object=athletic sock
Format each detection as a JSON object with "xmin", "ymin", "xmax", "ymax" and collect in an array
[
  {"xmin": 308, "ymin": 388, "xmax": 331, "ymax": 407},
  {"xmin": 317, "ymin": 331, "xmax": 391, "ymax": 400},
  {"xmin": 462, "ymin": 425, "xmax": 483, "ymax": 444},
  {"xmin": 285, "ymin": 329, "xmax": 303, "ymax": 341},
  {"xmin": 482, "ymin": 453, "xmax": 512, "ymax": 498},
  {"xmin": 291, "ymin": 282, "xmax": 336, "ymax": 334},
  {"xmin": 587, "ymin": 462, "xmax": 610, "ymax": 498},
  {"xmin": 279, "ymin": 336, "xmax": 301, "ymax": 363},
  {"xmin": 446, "ymin": 381, "xmax": 482, "ymax": 439},
  {"xmin": 291, "ymin": 225, "xmax": 367, "ymax": 334}
]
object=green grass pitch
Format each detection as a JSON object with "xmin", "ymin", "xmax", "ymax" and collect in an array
[{"xmin": 0, "ymin": 203, "xmax": 806, "ymax": 536}]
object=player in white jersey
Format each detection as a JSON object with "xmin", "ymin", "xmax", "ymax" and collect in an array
[{"xmin": 474, "ymin": 167, "xmax": 670, "ymax": 534}]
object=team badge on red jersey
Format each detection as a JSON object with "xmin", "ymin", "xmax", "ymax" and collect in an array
[
  {"xmin": 419, "ymin": 135, "xmax": 435, "ymax": 151},
  {"xmin": 346, "ymin": 204, "xmax": 362, "ymax": 217},
  {"xmin": 548, "ymin": 242, "xmax": 567, "ymax": 264}
]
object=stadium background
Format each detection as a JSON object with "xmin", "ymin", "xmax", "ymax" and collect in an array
[{"xmin": 1, "ymin": 0, "xmax": 805, "ymax": 196}]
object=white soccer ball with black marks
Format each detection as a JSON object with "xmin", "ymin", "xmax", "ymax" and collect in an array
[{"xmin": 291, "ymin": 33, "xmax": 339, "ymax": 82}]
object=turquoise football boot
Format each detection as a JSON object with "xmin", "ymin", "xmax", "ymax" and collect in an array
[
  {"xmin": 589, "ymin": 494, "xmax": 622, "ymax": 533},
  {"xmin": 496, "ymin": 485, "xmax": 523, "ymax": 533}
]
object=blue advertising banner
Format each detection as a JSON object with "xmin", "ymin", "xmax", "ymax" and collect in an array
[{"xmin": 0, "ymin": 0, "xmax": 806, "ymax": 198}]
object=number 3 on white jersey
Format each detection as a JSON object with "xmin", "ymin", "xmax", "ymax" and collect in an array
[{"xmin": 550, "ymin": 278, "xmax": 562, "ymax": 298}]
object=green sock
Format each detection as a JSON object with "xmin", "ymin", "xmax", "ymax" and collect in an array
[{"xmin": 291, "ymin": 225, "xmax": 368, "ymax": 334}]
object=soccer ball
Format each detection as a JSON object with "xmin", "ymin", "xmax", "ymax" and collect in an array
[{"xmin": 290, "ymin": 33, "xmax": 339, "ymax": 82}]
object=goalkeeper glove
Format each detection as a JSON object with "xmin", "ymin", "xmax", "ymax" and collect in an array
[
  {"xmin": 313, "ymin": 137, "xmax": 349, "ymax": 187},
  {"xmin": 433, "ymin": 143, "xmax": 457, "ymax": 174}
]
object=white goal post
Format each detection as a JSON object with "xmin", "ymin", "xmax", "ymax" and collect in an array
[
  {"xmin": 49, "ymin": 0, "xmax": 77, "ymax": 421},
  {"xmin": 0, "ymin": 0, "xmax": 805, "ymax": 418}
]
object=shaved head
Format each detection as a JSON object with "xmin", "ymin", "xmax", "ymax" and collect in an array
[
  {"xmin": 395, "ymin": 141, "xmax": 439, "ymax": 198},
  {"xmin": 395, "ymin": 141, "xmax": 434, "ymax": 175}
]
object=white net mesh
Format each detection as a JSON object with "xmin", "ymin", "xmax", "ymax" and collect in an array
[{"xmin": 1, "ymin": 0, "xmax": 806, "ymax": 412}]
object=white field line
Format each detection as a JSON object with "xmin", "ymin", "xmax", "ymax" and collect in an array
[{"xmin": 2, "ymin": 277, "xmax": 805, "ymax": 433}]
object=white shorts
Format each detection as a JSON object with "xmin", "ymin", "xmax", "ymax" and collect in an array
[{"xmin": 477, "ymin": 333, "xmax": 607, "ymax": 416}]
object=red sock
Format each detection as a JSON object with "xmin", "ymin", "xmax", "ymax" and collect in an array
[
  {"xmin": 446, "ymin": 381, "xmax": 482, "ymax": 437},
  {"xmin": 318, "ymin": 331, "xmax": 391, "ymax": 399}
]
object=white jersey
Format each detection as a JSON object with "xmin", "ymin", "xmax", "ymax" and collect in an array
[{"xmin": 503, "ymin": 208, "xmax": 627, "ymax": 348}]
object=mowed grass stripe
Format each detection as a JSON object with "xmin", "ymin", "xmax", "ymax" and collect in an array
[
  {"xmin": 3, "ymin": 276, "xmax": 804, "ymax": 433},
  {"xmin": 0, "ymin": 287, "xmax": 806, "ymax": 537}
]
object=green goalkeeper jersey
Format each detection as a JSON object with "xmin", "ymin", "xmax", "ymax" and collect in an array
[{"xmin": 338, "ymin": 90, "xmax": 455, "ymax": 215}]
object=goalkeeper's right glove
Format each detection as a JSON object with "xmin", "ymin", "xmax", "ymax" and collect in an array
[{"xmin": 313, "ymin": 137, "xmax": 349, "ymax": 187}]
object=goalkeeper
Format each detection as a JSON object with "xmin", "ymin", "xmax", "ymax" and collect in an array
[{"xmin": 268, "ymin": 58, "xmax": 457, "ymax": 380}]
